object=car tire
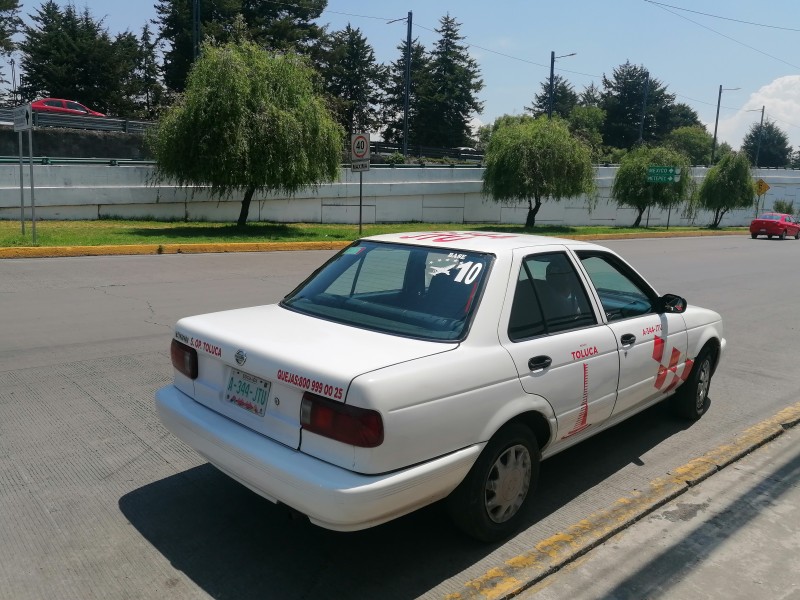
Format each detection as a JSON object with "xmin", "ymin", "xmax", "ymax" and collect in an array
[
  {"xmin": 768, "ymin": 234, "xmax": 773, "ymax": 239},
  {"xmin": 751, "ymin": 233, "xmax": 757, "ymax": 239},
  {"xmin": 671, "ymin": 347, "xmax": 715, "ymax": 421},
  {"xmin": 795, "ymin": 230, "xmax": 800, "ymax": 240},
  {"xmin": 446, "ymin": 422, "xmax": 540, "ymax": 542},
  {"xmin": 780, "ymin": 230, "xmax": 787, "ymax": 240}
]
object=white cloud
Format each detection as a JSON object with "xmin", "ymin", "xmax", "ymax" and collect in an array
[{"xmin": 717, "ymin": 75, "xmax": 800, "ymax": 151}]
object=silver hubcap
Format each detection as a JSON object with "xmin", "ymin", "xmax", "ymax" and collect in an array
[
  {"xmin": 695, "ymin": 358, "xmax": 711, "ymax": 412},
  {"xmin": 484, "ymin": 444, "xmax": 532, "ymax": 523}
]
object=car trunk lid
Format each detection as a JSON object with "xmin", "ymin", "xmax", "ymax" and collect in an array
[{"xmin": 173, "ymin": 304, "xmax": 456, "ymax": 449}]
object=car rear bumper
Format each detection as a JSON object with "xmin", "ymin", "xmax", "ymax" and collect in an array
[{"xmin": 155, "ymin": 385, "xmax": 482, "ymax": 531}]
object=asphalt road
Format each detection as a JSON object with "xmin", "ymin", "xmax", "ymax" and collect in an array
[{"xmin": 0, "ymin": 235, "xmax": 798, "ymax": 600}]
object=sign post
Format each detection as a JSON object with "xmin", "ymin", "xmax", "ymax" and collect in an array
[
  {"xmin": 755, "ymin": 178, "xmax": 770, "ymax": 216},
  {"xmin": 350, "ymin": 133, "xmax": 370, "ymax": 235},
  {"xmin": 13, "ymin": 104, "xmax": 36, "ymax": 243},
  {"xmin": 647, "ymin": 166, "xmax": 681, "ymax": 229}
]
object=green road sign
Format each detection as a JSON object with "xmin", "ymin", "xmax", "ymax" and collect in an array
[{"xmin": 647, "ymin": 165, "xmax": 681, "ymax": 184}]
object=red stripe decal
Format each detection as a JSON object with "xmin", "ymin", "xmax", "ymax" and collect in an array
[
  {"xmin": 655, "ymin": 365, "xmax": 669, "ymax": 389},
  {"xmin": 652, "ymin": 336, "xmax": 665, "ymax": 362}
]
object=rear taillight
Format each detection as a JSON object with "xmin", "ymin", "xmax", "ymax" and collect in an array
[
  {"xmin": 170, "ymin": 339, "xmax": 198, "ymax": 379},
  {"xmin": 300, "ymin": 392, "xmax": 383, "ymax": 448}
]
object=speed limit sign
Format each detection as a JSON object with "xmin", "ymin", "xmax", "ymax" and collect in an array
[{"xmin": 351, "ymin": 133, "xmax": 370, "ymax": 172}]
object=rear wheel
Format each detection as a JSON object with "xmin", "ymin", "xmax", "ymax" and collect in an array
[
  {"xmin": 446, "ymin": 422, "xmax": 540, "ymax": 542},
  {"xmin": 780, "ymin": 230, "xmax": 787, "ymax": 240},
  {"xmin": 795, "ymin": 230, "xmax": 800, "ymax": 240},
  {"xmin": 672, "ymin": 347, "xmax": 714, "ymax": 421},
  {"xmin": 768, "ymin": 234, "xmax": 773, "ymax": 239},
  {"xmin": 751, "ymin": 233, "xmax": 758, "ymax": 239}
]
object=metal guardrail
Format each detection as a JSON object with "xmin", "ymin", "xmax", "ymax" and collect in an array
[{"xmin": 0, "ymin": 107, "xmax": 154, "ymax": 134}]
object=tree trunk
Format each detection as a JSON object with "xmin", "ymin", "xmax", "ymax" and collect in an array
[
  {"xmin": 632, "ymin": 207, "xmax": 645, "ymax": 227},
  {"xmin": 237, "ymin": 186, "xmax": 256, "ymax": 227},
  {"xmin": 525, "ymin": 197, "xmax": 542, "ymax": 228},
  {"xmin": 712, "ymin": 208, "xmax": 728, "ymax": 229}
]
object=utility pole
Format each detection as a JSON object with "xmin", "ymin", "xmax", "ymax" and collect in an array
[
  {"xmin": 547, "ymin": 51, "xmax": 576, "ymax": 119},
  {"xmin": 754, "ymin": 105, "xmax": 765, "ymax": 168},
  {"xmin": 711, "ymin": 85, "xmax": 740, "ymax": 164},
  {"xmin": 193, "ymin": 0, "xmax": 201, "ymax": 61},
  {"xmin": 403, "ymin": 11, "xmax": 412, "ymax": 157},
  {"xmin": 638, "ymin": 71, "xmax": 649, "ymax": 144},
  {"xmin": 388, "ymin": 12, "xmax": 413, "ymax": 157}
]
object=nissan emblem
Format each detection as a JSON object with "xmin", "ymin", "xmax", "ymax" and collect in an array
[{"xmin": 235, "ymin": 349, "xmax": 247, "ymax": 365}]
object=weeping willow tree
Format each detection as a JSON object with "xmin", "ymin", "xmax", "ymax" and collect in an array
[
  {"xmin": 482, "ymin": 117, "xmax": 595, "ymax": 228},
  {"xmin": 149, "ymin": 35, "xmax": 344, "ymax": 226},
  {"xmin": 611, "ymin": 145, "xmax": 692, "ymax": 227}
]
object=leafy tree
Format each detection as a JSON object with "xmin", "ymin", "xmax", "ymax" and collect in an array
[
  {"xmin": 665, "ymin": 125, "xmax": 712, "ymax": 165},
  {"xmin": 568, "ymin": 105, "xmax": 605, "ymax": 159},
  {"xmin": 525, "ymin": 74, "xmax": 578, "ymax": 118},
  {"xmin": 600, "ymin": 62, "xmax": 689, "ymax": 149},
  {"xmin": 742, "ymin": 119, "xmax": 791, "ymax": 168},
  {"xmin": 148, "ymin": 40, "xmax": 344, "ymax": 227},
  {"xmin": 482, "ymin": 117, "xmax": 595, "ymax": 228},
  {"xmin": 415, "ymin": 14, "xmax": 483, "ymax": 148},
  {"xmin": 695, "ymin": 151, "xmax": 754, "ymax": 228},
  {"xmin": 383, "ymin": 37, "xmax": 430, "ymax": 148},
  {"xmin": 154, "ymin": 0, "xmax": 326, "ymax": 92},
  {"xmin": 611, "ymin": 145, "xmax": 691, "ymax": 227},
  {"xmin": 0, "ymin": 0, "xmax": 21, "ymax": 89},
  {"xmin": 318, "ymin": 24, "xmax": 386, "ymax": 135}
]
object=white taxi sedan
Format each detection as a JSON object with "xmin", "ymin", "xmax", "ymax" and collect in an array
[{"xmin": 155, "ymin": 231, "xmax": 725, "ymax": 541}]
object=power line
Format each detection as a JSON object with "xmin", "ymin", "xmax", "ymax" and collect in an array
[
  {"xmin": 646, "ymin": 2, "xmax": 800, "ymax": 70},
  {"xmin": 643, "ymin": 1, "xmax": 800, "ymax": 33}
]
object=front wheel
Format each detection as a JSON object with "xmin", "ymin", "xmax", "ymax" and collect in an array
[
  {"xmin": 446, "ymin": 422, "xmax": 540, "ymax": 542},
  {"xmin": 672, "ymin": 347, "xmax": 715, "ymax": 420},
  {"xmin": 795, "ymin": 230, "xmax": 800, "ymax": 240}
]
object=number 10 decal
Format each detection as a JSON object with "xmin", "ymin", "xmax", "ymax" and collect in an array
[{"xmin": 453, "ymin": 261, "xmax": 482, "ymax": 284}]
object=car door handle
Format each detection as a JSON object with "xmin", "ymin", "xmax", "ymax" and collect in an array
[
  {"xmin": 620, "ymin": 333, "xmax": 636, "ymax": 348},
  {"xmin": 528, "ymin": 355, "xmax": 552, "ymax": 372}
]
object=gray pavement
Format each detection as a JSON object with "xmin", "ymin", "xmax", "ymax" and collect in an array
[{"xmin": 520, "ymin": 424, "xmax": 800, "ymax": 600}]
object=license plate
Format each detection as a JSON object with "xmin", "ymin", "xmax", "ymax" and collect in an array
[{"xmin": 226, "ymin": 369, "xmax": 271, "ymax": 417}]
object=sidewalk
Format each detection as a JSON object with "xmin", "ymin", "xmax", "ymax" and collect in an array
[{"xmin": 520, "ymin": 423, "xmax": 800, "ymax": 600}]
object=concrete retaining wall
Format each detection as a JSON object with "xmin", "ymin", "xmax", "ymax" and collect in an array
[{"xmin": 2, "ymin": 163, "xmax": 799, "ymax": 227}]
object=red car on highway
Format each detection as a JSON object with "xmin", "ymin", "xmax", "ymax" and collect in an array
[
  {"xmin": 30, "ymin": 98, "xmax": 105, "ymax": 117},
  {"xmin": 750, "ymin": 213, "xmax": 800, "ymax": 240}
]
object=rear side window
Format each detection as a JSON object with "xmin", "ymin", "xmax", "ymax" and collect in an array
[
  {"xmin": 44, "ymin": 100, "xmax": 62, "ymax": 107},
  {"xmin": 282, "ymin": 241, "xmax": 492, "ymax": 341},
  {"xmin": 66, "ymin": 102, "xmax": 87, "ymax": 112},
  {"xmin": 508, "ymin": 252, "xmax": 596, "ymax": 341}
]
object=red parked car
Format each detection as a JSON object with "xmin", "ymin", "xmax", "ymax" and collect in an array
[
  {"xmin": 750, "ymin": 213, "xmax": 800, "ymax": 240},
  {"xmin": 30, "ymin": 98, "xmax": 105, "ymax": 117}
]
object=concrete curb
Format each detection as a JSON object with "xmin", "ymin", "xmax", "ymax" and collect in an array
[
  {"xmin": 0, "ymin": 230, "xmax": 746, "ymax": 259},
  {"xmin": 446, "ymin": 401, "xmax": 800, "ymax": 600}
]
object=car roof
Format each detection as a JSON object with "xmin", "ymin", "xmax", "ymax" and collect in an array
[{"xmin": 362, "ymin": 231, "xmax": 601, "ymax": 254}]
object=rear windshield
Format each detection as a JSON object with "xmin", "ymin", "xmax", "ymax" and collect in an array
[{"xmin": 282, "ymin": 241, "xmax": 493, "ymax": 341}]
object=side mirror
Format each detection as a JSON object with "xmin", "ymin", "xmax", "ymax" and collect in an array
[{"xmin": 658, "ymin": 293, "xmax": 686, "ymax": 314}]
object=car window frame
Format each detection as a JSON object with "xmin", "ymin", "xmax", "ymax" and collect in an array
[{"xmin": 575, "ymin": 250, "xmax": 660, "ymax": 324}]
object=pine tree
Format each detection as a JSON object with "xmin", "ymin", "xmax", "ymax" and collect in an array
[
  {"xmin": 742, "ymin": 120, "xmax": 791, "ymax": 168},
  {"xmin": 415, "ymin": 14, "xmax": 483, "ymax": 148},
  {"xmin": 525, "ymin": 74, "xmax": 578, "ymax": 118},
  {"xmin": 383, "ymin": 37, "xmax": 430, "ymax": 147},
  {"xmin": 318, "ymin": 24, "xmax": 386, "ymax": 135},
  {"xmin": 0, "ymin": 0, "xmax": 21, "ymax": 99},
  {"xmin": 600, "ymin": 61, "xmax": 675, "ymax": 149},
  {"xmin": 154, "ymin": 0, "xmax": 327, "ymax": 93}
]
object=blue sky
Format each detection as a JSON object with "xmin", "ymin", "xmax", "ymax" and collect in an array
[{"xmin": 13, "ymin": 0, "xmax": 800, "ymax": 150}]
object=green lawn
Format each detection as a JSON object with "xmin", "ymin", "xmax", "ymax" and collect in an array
[{"xmin": 0, "ymin": 219, "xmax": 744, "ymax": 248}]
